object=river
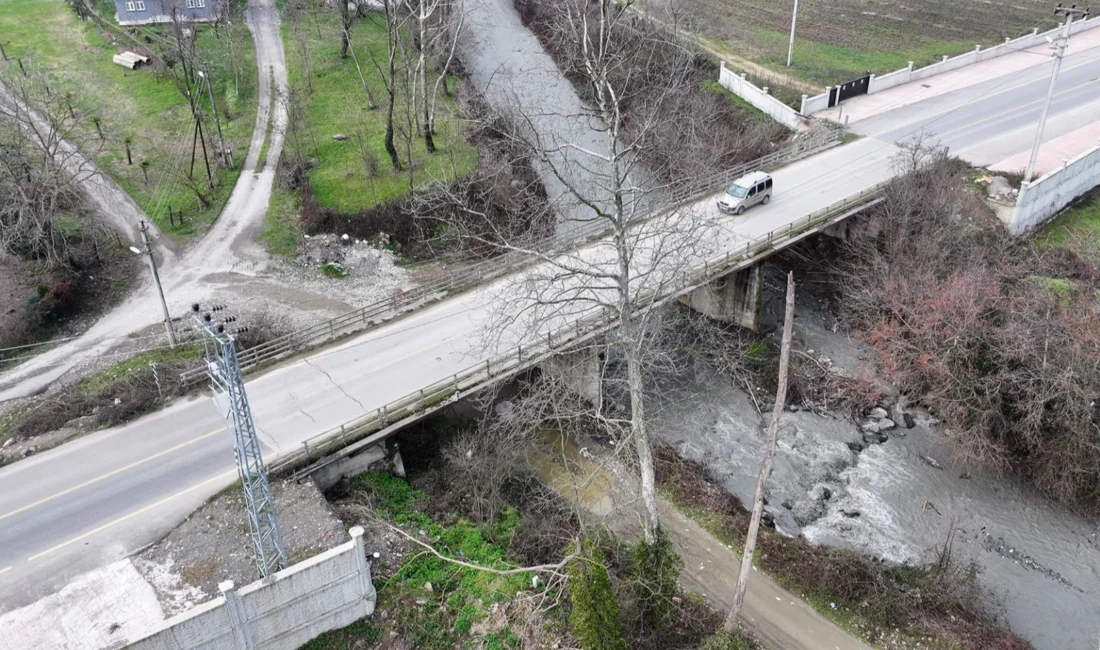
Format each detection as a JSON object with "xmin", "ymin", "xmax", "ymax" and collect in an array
[
  {"xmin": 649, "ymin": 282, "xmax": 1100, "ymax": 650},
  {"xmin": 456, "ymin": 0, "xmax": 650, "ymax": 236}
]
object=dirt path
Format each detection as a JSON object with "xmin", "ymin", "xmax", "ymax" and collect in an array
[
  {"xmin": 0, "ymin": 80, "xmax": 177, "ymax": 264},
  {"xmin": 532, "ymin": 440, "xmax": 873, "ymax": 650},
  {"xmin": 0, "ymin": 0, "xmax": 410, "ymax": 403}
]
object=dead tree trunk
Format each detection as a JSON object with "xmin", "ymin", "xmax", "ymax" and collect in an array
[{"xmin": 725, "ymin": 271, "xmax": 796, "ymax": 630}]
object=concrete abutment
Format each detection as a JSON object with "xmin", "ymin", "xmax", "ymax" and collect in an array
[
  {"xmin": 679, "ymin": 263, "xmax": 764, "ymax": 331},
  {"xmin": 541, "ymin": 347, "xmax": 603, "ymax": 405}
]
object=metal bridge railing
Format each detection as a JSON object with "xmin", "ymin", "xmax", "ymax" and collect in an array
[
  {"xmin": 270, "ymin": 178, "xmax": 887, "ymax": 475},
  {"xmin": 181, "ymin": 130, "xmax": 840, "ymax": 384}
]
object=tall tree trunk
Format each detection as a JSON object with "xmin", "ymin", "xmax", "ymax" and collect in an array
[
  {"xmin": 339, "ymin": 0, "xmax": 350, "ymax": 58},
  {"xmin": 627, "ymin": 344, "xmax": 659, "ymax": 543},
  {"xmin": 725, "ymin": 271, "xmax": 796, "ymax": 631},
  {"xmin": 417, "ymin": 0, "xmax": 435, "ymax": 152},
  {"xmin": 384, "ymin": 80, "xmax": 400, "ymax": 170}
]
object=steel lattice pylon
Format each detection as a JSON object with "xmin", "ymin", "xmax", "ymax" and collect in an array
[{"xmin": 193, "ymin": 306, "xmax": 287, "ymax": 578}]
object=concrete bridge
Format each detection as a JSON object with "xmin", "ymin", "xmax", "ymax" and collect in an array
[{"xmin": 4, "ymin": 31, "xmax": 1100, "ymax": 611}]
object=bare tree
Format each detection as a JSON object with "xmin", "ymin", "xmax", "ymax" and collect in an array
[
  {"xmin": 368, "ymin": 0, "xmax": 406, "ymax": 171},
  {"xmin": 0, "ymin": 60, "xmax": 107, "ymax": 269},
  {"xmin": 410, "ymin": 0, "xmax": 463, "ymax": 152},
  {"xmin": 452, "ymin": 0, "xmax": 723, "ymax": 543},
  {"xmin": 338, "ymin": 0, "xmax": 353, "ymax": 58},
  {"xmin": 725, "ymin": 271, "xmax": 795, "ymax": 629}
]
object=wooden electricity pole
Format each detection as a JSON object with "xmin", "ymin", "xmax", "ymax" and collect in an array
[{"xmin": 725, "ymin": 271, "xmax": 796, "ymax": 630}]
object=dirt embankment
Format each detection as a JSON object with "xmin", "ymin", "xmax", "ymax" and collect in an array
[{"xmin": 135, "ymin": 479, "xmax": 346, "ymax": 616}]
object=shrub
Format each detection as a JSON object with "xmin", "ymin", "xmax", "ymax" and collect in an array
[
  {"xmin": 629, "ymin": 526, "xmax": 682, "ymax": 628},
  {"xmin": 699, "ymin": 630, "xmax": 749, "ymax": 650},
  {"xmin": 568, "ymin": 538, "xmax": 627, "ymax": 650}
]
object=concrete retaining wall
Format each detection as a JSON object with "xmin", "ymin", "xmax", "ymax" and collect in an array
[
  {"xmin": 1010, "ymin": 143, "xmax": 1100, "ymax": 234},
  {"xmin": 801, "ymin": 15, "xmax": 1100, "ymax": 112},
  {"xmin": 719, "ymin": 62, "xmax": 805, "ymax": 131},
  {"xmin": 125, "ymin": 528, "xmax": 376, "ymax": 650}
]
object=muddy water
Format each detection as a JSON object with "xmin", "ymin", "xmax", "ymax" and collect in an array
[
  {"xmin": 650, "ymin": 301, "xmax": 1100, "ymax": 650},
  {"xmin": 456, "ymin": 0, "xmax": 650, "ymax": 235}
]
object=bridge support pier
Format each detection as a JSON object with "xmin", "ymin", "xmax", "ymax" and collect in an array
[
  {"xmin": 311, "ymin": 444, "xmax": 404, "ymax": 491},
  {"xmin": 542, "ymin": 347, "xmax": 603, "ymax": 405},
  {"xmin": 680, "ymin": 263, "xmax": 763, "ymax": 331}
]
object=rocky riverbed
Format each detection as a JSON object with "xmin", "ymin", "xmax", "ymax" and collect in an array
[{"xmin": 650, "ymin": 284, "xmax": 1100, "ymax": 650}]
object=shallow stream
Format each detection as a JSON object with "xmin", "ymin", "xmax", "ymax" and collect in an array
[{"xmin": 651, "ymin": 292, "xmax": 1100, "ymax": 650}]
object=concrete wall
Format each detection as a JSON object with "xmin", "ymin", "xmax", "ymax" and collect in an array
[
  {"xmin": 542, "ymin": 348, "xmax": 603, "ymax": 405},
  {"xmin": 801, "ymin": 15, "xmax": 1100, "ymax": 112},
  {"xmin": 1010, "ymin": 143, "xmax": 1100, "ymax": 234},
  {"xmin": 679, "ymin": 264, "xmax": 764, "ymax": 331},
  {"xmin": 125, "ymin": 527, "xmax": 376, "ymax": 650},
  {"xmin": 718, "ymin": 62, "xmax": 805, "ymax": 132}
]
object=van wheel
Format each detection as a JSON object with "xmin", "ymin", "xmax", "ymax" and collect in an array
[
  {"xmin": 736, "ymin": 205, "xmax": 746, "ymax": 215},
  {"xmin": 762, "ymin": 194, "xmax": 771, "ymax": 205}
]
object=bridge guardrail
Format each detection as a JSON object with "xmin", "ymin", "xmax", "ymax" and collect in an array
[
  {"xmin": 181, "ymin": 129, "xmax": 841, "ymax": 384},
  {"xmin": 271, "ymin": 178, "xmax": 887, "ymax": 476}
]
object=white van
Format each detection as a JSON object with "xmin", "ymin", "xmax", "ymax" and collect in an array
[{"xmin": 717, "ymin": 171, "xmax": 773, "ymax": 215}]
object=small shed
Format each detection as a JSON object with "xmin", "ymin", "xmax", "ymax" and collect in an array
[{"xmin": 112, "ymin": 51, "xmax": 150, "ymax": 70}]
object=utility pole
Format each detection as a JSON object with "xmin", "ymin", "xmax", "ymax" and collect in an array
[
  {"xmin": 1024, "ymin": 3, "xmax": 1090, "ymax": 182},
  {"xmin": 192, "ymin": 304, "xmax": 287, "ymax": 578},
  {"xmin": 787, "ymin": 0, "xmax": 800, "ymax": 67},
  {"xmin": 198, "ymin": 67, "xmax": 232, "ymax": 168},
  {"xmin": 132, "ymin": 221, "xmax": 176, "ymax": 348}
]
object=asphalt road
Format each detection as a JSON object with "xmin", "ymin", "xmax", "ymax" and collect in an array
[
  {"xmin": 853, "ymin": 42, "xmax": 1100, "ymax": 165},
  {"xmin": 0, "ymin": 136, "xmax": 899, "ymax": 610},
  {"xmin": 2, "ymin": 35, "xmax": 1099, "ymax": 613}
]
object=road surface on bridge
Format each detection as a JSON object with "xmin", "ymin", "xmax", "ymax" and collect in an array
[{"xmin": 3, "ymin": 35, "xmax": 1099, "ymax": 612}]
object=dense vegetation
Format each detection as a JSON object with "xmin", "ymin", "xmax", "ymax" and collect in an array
[{"xmin": 838, "ymin": 153, "xmax": 1100, "ymax": 510}]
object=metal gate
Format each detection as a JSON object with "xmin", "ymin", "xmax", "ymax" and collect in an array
[{"xmin": 827, "ymin": 73, "xmax": 871, "ymax": 108}]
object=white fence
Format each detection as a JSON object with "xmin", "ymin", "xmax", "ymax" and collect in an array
[
  {"xmin": 800, "ymin": 15, "xmax": 1100, "ymax": 115},
  {"xmin": 717, "ymin": 62, "xmax": 805, "ymax": 131},
  {"xmin": 125, "ymin": 527, "xmax": 376, "ymax": 650},
  {"xmin": 1010, "ymin": 142, "xmax": 1100, "ymax": 234}
]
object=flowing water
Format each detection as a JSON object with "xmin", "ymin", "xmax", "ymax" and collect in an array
[
  {"xmin": 650, "ymin": 297, "xmax": 1100, "ymax": 650},
  {"xmin": 457, "ymin": 0, "xmax": 651, "ymax": 236}
]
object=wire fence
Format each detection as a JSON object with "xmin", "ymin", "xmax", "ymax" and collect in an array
[
  {"xmin": 272, "ymin": 178, "xmax": 887, "ymax": 476},
  {"xmin": 182, "ymin": 128, "xmax": 841, "ymax": 383}
]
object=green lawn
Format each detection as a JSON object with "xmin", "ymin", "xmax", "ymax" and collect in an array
[
  {"xmin": 263, "ymin": 184, "xmax": 302, "ymax": 258},
  {"xmin": 282, "ymin": 10, "xmax": 478, "ymax": 214},
  {"xmin": 1037, "ymin": 189, "xmax": 1100, "ymax": 252},
  {"xmin": 0, "ymin": 0, "xmax": 258, "ymax": 240},
  {"xmin": 745, "ymin": 27, "xmax": 975, "ymax": 89}
]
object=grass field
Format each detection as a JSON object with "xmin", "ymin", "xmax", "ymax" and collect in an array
[
  {"xmin": 1037, "ymin": 188, "xmax": 1100, "ymax": 252},
  {"xmin": 0, "ymin": 0, "xmax": 257, "ymax": 240},
  {"xmin": 282, "ymin": 10, "xmax": 478, "ymax": 214},
  {"xmin": 670, "ymin": 0, "xmax": 1059, "ymax": 87},
  {"xmin": 262, "ymin": 184, "xmax": 302, "ymax": 258}
]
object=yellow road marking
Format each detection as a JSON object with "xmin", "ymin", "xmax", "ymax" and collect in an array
[
  {"xmin": 0, "ymin": 428, "xmax": 223, "ymax": 523},
  {"xmin": 27, "ymin": 470, "xmax": 236, "ymax": 562},
  {"xmin": 0, "ymin": 566, "xmax": 11, "ymax": 576}
]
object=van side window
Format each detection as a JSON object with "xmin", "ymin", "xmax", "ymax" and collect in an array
[
  {"xmin": 757, "ymin": 182, "xmax": 766, "ymax": 194},
  {"xmin": 748, "ymin": 185, "xmax": 757, "ymax": 197},
  {"xmin": 766, "ymin": 178, "xmax": 773, "ymax": 189}
]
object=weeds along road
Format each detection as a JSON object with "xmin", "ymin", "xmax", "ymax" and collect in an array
[
  {"xmin": 2, "ymin": 4, "xmax": 1099, "ymax": 621},
  {"xmin": 0, "ymin": 0, "xmax": 289, "ymax": 404}
]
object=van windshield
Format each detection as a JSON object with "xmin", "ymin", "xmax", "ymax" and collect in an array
[{"xmin": 726, "ymin": 184, "xmax": 749, "ymax": 199}]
